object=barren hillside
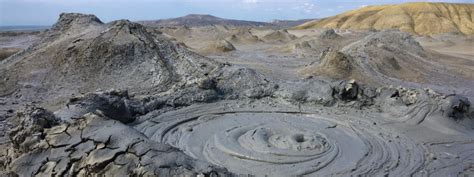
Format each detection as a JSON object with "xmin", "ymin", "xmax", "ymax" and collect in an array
[{"xmin": 295, "ymin": 2, "xmax": 474, "ymax": 36}]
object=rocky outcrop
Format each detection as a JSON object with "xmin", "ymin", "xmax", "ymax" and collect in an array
[{"xmin": 441, "ymin": 95, "xmax": 471, "ymax": 120}]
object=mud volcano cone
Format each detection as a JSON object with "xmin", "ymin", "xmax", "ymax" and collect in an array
[{"xmin": 0, "ymin": 13, "xmax": 218, "ymax": 101}]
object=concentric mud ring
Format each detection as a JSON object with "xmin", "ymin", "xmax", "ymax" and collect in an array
[{"xmin": 137, "ymin": 106, "xmax": 426, "ymax": 176}]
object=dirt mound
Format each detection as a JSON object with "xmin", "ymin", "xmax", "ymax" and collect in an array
[
  {"xmin": 262, "ymin": 29, "xmax": 297, "ymax": 42},
  {"xmin": 295, "ymin": 2, "xmax": 474, "ymax": 36}
]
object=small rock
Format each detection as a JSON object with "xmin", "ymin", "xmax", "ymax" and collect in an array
[
  {"xmin": 442, "ymin": 95, "xmax": 471, "ymax": 119},
  {"xmin": 198, "ymin": 78, "xmax": 217, "ymax": 90}
]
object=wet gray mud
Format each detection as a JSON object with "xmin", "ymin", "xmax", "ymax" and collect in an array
[
  {"xmin": 138, "ymin": 104, "xmax": 424, "ymax": 176},
  {"xmin": 135, "ymin": 96, "xmax": 474, "ymax": 176},
  {"xmin": 0, "ymin": 13, "xmax": 473, "ymax": 176}
]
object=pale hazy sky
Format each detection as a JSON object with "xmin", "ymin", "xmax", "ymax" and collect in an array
[{"xmin": 0, "ymin": 0, "xmax": 472, "ymax": 26}]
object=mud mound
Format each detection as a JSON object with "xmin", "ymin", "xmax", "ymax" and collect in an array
[
  {"xmin": 212, "ymin": 67, "xmax": 277, "ymax": 99},
  {"xmin": 281, "ymin": 33, "xmax": 351, "ymax": 57},
  {"xmin": 0, "ymin": 13, "xmax": 275, "ymax": 118},
  {"xmin": 0, "ymin": 13, "xmax": 217, "ymax": 104},
  {"xmin": 319, "ymin": 29, "xmax": 341, "ymax": 39},
  {"xmin": 295, "ymin": 2, "xmax": 474, "ymax": 36},
  {"xmin": 262, "ymin": 29, "xmax": 297, "ymax": 42},
  {"xmin": 339, "ymin": 30, "xmax": 432, "ymax": 84},
  {"xmin": 226, "ymin": 28, "xmax": 261, "ymax": 43},
  {"xmin": 301, "ymin": 30, "xmax": 459, "ymax": 86},
  {"xmin": 202, "ymin": 39, "xmax": 236, "ymax": 53},
  {"xmin": 287, "ymin": 40, "xmax": 313, "ymax": 54},
  {"xmin": 300, "ymin": 49, "xmax": 358, "ymax": 80},
  {"xmin": 50, "ymin": 13, "xmax": 103, "ymax": 33}
]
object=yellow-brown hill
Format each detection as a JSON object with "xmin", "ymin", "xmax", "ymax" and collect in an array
[{"xmin": 294, "ymin": 2, "xmax": 474, "ymax": 36}]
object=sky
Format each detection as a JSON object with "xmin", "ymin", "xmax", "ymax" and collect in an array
[{"xmin": 0, "ymin": 0, "xmax": 472, "ymax": 26}]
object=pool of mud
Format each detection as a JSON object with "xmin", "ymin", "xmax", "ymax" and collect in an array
[{"xmin": 136, "ymin": 100, "xmax": 474, "ymax": 176}]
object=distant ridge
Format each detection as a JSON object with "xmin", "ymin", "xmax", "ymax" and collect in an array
[
  {"xmin": 138, "ymin": 14, "xmax": 313, "ymax": 28},
  {"xmin": 270, "ymin": 19, "xmax": 316, "ymax": 27},
  {"xmin": 138, "ymin": 14, "xmax": 271, "ymax": 27},
  {"xmin": 294, "ymin": 2, "xmax": 474, "ymax": 35},
  {"xmin": 0, "ymin": 25, "xmax": 50, "ymax": 32}
]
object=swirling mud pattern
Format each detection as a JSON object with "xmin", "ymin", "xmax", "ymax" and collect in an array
[{"xmin": 138, "ymin": 105, "xmax": 426, "ymax": 176}]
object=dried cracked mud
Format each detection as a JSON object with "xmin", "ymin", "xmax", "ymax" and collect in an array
[{"xmin": 0, "ymin": 13, "xmax": 473, "ymax": 176}]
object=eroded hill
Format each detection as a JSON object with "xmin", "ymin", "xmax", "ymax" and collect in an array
[{"xmin": 295, "ymin": 2, "xmax": 474, "ymax": 36}]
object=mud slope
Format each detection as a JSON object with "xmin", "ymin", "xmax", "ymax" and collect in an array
[{"xmin": 295, "ymin": 2, "xmax": 474, "ymax": 36}]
